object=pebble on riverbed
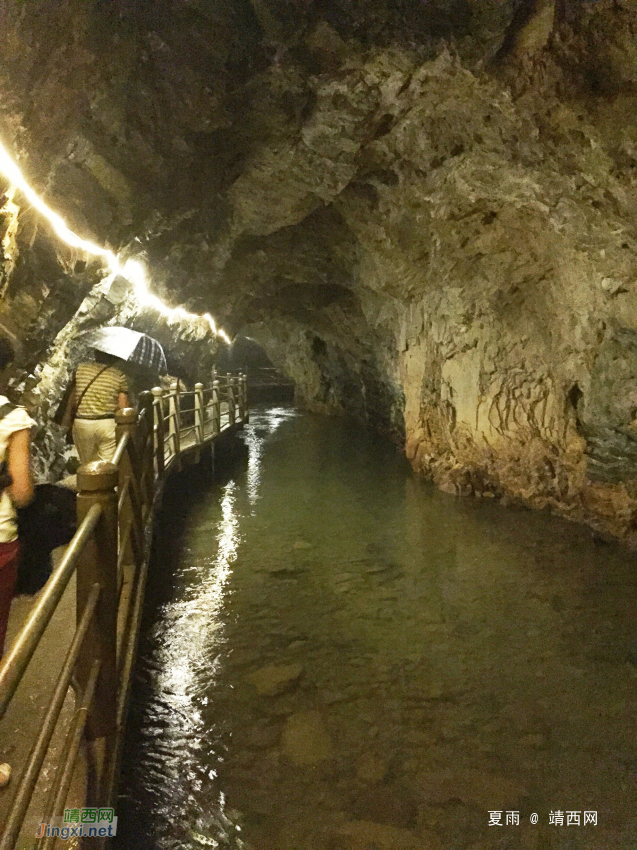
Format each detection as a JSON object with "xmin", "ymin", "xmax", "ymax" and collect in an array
[
  {"xmin": 281, "ymin": 710, "xmax": 334, "ymax": 765},
  {"xmin": 248, "ymin": 663, "xmax": 303, "ymax": 696}
]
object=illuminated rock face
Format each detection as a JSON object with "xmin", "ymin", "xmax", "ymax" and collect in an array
[{"xmin": 2, "ymin": 0, "xmax": 637, "ymax": 538}]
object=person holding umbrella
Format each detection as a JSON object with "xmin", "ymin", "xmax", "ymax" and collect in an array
[
  {"xmin": 62, "ymin": 326, "xmax": 167, "ymax": 464},
  {"xmin": 62, "ymin": 351, "xmax": 129, "ymax": 465}
]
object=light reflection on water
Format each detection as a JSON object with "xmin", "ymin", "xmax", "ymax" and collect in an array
[
  {"xmin": 242, "ymin": 407, "xmax": 289, "ymax": 505},
  {"xmin": 117, "ymin": 407, "xmax": 637, "ymax": 850},
  {"xmin": 158, "ymin": 478, "xmax": 236, "ymax": 721}
]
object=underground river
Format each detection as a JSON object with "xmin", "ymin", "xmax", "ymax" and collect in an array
[{"xmin": 116, "ymin": 407, "xmax": 637, "ymax": 850}]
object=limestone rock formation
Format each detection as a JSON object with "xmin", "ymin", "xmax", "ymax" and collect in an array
[{"xmin": 1, "ymin": 0, "xmax": 637, "ymax": 538}]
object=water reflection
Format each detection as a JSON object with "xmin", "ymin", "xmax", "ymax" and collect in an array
[
  {"xmin": 244, "ymin": 407, "xmax": 295, "ymax": 505},
  {"xmin": 157, "ymin": 479, "xmax": 236, "ymax": 718},
  {"xmin": 118, "ymin": 408, "xmax": 637, "ymax": 850}
]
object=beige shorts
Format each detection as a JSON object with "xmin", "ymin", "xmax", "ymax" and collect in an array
[{"xmin": 72, "ymin": 418, "xmax": 116, "ymax": 466}]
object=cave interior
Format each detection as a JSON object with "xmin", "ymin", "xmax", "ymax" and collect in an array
[{"xmin": 0, "ymin": 0, "xmax": 636, "ymax": 537}]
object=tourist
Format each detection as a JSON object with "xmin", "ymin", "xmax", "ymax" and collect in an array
[
  {"xmin": 63, "ymin": 351, "xmax": 129, "ymax": 465},
  {"xmin": 0, "ymin": 336, "xmax": 34, "ymax": 658}
]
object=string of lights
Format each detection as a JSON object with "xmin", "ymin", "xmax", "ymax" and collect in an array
[{"xmin": 0, "ymin": 139, "xmax": 230, "ymax": 343}]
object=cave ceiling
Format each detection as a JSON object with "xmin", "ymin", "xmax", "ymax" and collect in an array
[{"xmin": 2, "ymin": 0, "xmax": 635, "ymax": 328}]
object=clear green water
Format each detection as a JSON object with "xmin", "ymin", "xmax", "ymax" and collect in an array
[{"xmin": 116, "ymin": 408, "xmax": 637, "ymax": 850}]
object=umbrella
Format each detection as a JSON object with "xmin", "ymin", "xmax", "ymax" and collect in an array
[{"xmin": 81, "ymin": 327, "xmax": 168, "ymax": 374}]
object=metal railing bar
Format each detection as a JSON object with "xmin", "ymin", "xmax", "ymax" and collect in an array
[
  {"xmin": 179, "ymin": 426, "xmax": 197, "ymax": 440},
  {"xmin": 0, "ymin": 504, "xmax": 102, "ymax": 719},
  {"xmin": 117, "ymin": 477, "xmax": 131, "ymax": 515},
  {"xmin": 115, "ymin": 538, "xmax": 147, "ymax": 684},
  {"xmin": 111, "ymin": 432, "xmax": 129, "ymax": 468},
  {"xmin": 122, "ymin": 460, "xmax": 144, "ymax": 520},
  {"xmin": 116, "ymin": 560, "xmax": 147, "ymax": 726},
  {"xmin": 117, "ymin": 520, "xmax": 134, "ymax": 581},
  {"xmin": 39, "ymin": 658, "xmax": 101, "ymax": 850},
  {"xmin": 0, "ymin": 583, "xmax": 101, "ymax": 850},
  {"xmin": 140, "ymin": 432, "xmax": 154, "ymax": 464},
  {"xmin": 116, "ymin": 518, "xmax": 142, "ymax": 580},
  {"xmin": 119, "ymin": 483, "xmax": 144, "ymax": 552}
]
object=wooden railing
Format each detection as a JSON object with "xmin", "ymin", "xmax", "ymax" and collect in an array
[{"xmin": 0, "ymin": 373, "xmax": 248, "ymax": 849}]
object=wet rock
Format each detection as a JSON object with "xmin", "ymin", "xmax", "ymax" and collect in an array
[
  {"xmin": 248, "ymin": 663, "xmax": 303, "ymax": 696},
  {"xmin": 281, "ymin": 710, "xmax": 334, "ymax": 765}
]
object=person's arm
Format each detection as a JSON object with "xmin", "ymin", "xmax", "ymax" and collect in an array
[
  {"xmin": 7, "ymin": 428, "xmax": 33, "ymax": 508},
  {"xmin": 118, "ymin": 371, "xmax": 129, "ymax": 410},
  {"xmin": 60, "ymin": 384, "xmax": 77, "ymax": 429}
]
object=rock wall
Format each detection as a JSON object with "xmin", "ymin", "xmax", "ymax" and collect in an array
[{"xmin": 1, "ymin": 0, "xmax": 637, "ymax": 538}]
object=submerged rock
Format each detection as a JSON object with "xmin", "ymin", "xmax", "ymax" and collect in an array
[
  {"xmin": 248, "ymin": 663, "xmax": 303, "ymax": 696},
  {"xmin": 281, "ymin": 709, "xmax": 334, "ymax": 765}
]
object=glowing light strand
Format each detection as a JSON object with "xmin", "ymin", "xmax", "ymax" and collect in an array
[{"xmin": 0, "ymin": 140, "xmax": 230, "ymax": 343}]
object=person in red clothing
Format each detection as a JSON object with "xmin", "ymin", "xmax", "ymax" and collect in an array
[{"xmin": 0, "ymin": 336, "xmax": 34, "ymax": 658}]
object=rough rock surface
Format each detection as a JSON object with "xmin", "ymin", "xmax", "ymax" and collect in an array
[{"xmin": 1, "ymin": 0, "xmax": 637, "ymax": 537}]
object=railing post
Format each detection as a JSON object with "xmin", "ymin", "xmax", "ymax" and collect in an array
[
  {"xmin": 195, "ymin": 382, "xmax": 204, "ymax": 445},
  {"xmin": 212, "ymin": 379, "xmax": 220, "ymax": 436},
  {"xmin": 76, "ymin": 461, "xmax": 119, "ymax": 741},
  {"xmin": 238, "ymin": 374, "xmax": 247, "ymax": 421},
  {"xmin": 115, "ymin": 408, "xmax": 139, "ymax": 572},
  {"xmin": 169, "ymin": 381, "xmax": 180, "ymax": 459},
  {"xmin": 138, "ymin": 391, "xmax": 155, "ymax": 512},
  {"xmin": 152, "ymin": 387, "xmax": 165, "ymax": 479},
  {"xmin": 228, "ymin": 377, "xmax": 236, "ymax": 426}
]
